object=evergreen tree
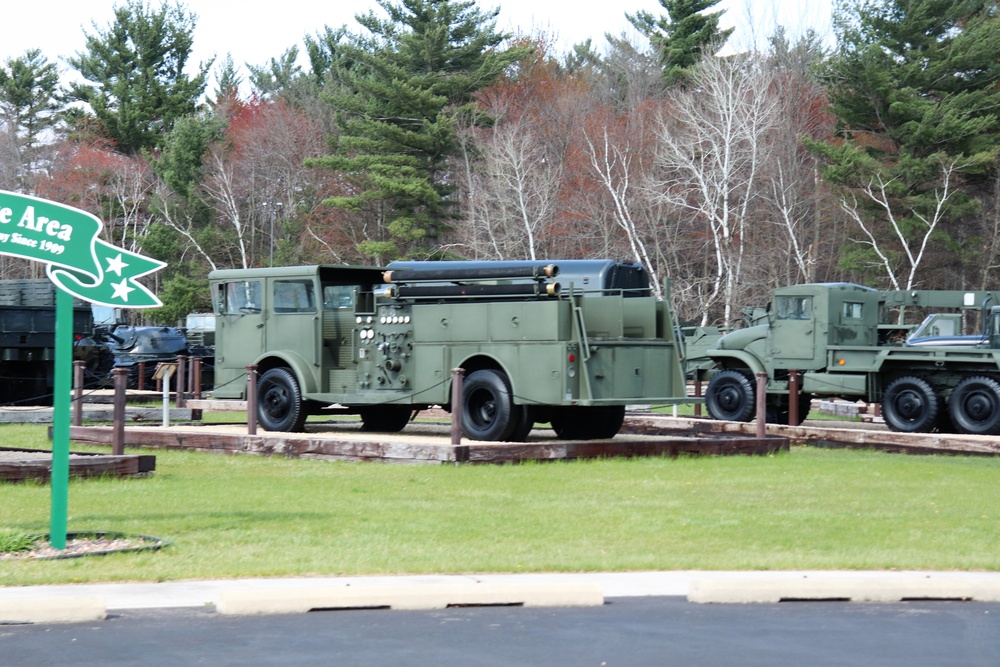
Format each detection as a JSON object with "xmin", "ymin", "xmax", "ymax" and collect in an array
[
  {"xmin": 211, "ymin": 55, "xmax": 243, "ymax": 106},
  {"xmin": 248, "ymin": 47, "xmax": 303, "ymax": 98},
  {"xmin": 626, "ymin": 0, "xmax": 734, "ymax": 85},
  {"xmin": 0, "ymin": 49, "xmax": 62, "ymax": 190},
  {"xmin": 812, "ymin": 0, "xmax": 1000, "ymax": 289},
  {"xmin": 826, "ymin": 0, "xmax": 1000, "ymax": 161},
  {"xmin": 312, "ymin": 0, "xmax": 531, "ymax": 261},
  {"xmin": 67, "ymin": 0, "xmax": 210, "ymax": 155}
]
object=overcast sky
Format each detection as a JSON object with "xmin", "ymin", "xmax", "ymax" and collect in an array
[{"xmin": 1, "ymin": 0, "xmax": 833, "ymax": 87}]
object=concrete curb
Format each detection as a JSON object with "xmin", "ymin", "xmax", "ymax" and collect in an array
[
  {"xmin": 689, "ymin": 575, "xmax": 1000, "ymax": 603},
  {"xmin": 0, "ymin": 596, "xmax": 106, "ymax": 624},
  {"xmin": 215, "ymin": 582, "xmax": 605, "ymax": 616}
]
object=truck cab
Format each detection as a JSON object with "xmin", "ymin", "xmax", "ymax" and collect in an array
[{"xmin": 766, "ymin": 283, "xmax": 880, "ymax": 370}]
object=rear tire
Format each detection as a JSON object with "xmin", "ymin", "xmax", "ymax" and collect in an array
[
  {"xmin": 948, "ymin": 376, "xmax": 1000, "ymax": 435},
  {"xmin": 505, "ymin": 405, "xmax": 535, "ymax": 442},
  {"xmin": 591, "ymin": 405, "xmax": 626, "ymax": 439},
  {"xmin": 550, "ymin": 406, "xmax": 625, "ymax": 440},
  {"xmin": 766, "ymin": 393, "xmax": 811, "ymax": 426},
  {"xmin": 462, "ymin": 369, "xmax": 516, "ymax": 441}
]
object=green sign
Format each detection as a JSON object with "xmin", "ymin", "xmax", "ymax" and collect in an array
[
  {"xmin": 0, "ymin": 191, "xmax": 165, "ymax": 550},
  {"xmin": 0, "ymin": 191, "xmax": 164, "ymax": 307}
]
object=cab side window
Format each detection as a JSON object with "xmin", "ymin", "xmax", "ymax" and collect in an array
[
  {"xmin": 775, "ymin": 296, "xmax": 812, "ymax": 320},
  {"xmin": 273, "ymin": 280, "xmax": 316, "ymax": 313},
  {"xmin": 323, "ymin": 285, "xmax": 356, "ymax": 310},
  {"xmin": 220, "ymin": 280, "xmax": 262, "ymax": 314},
  {"xmin": 842, "ymin": 302, "xmax": 863, "ymax": 320}
]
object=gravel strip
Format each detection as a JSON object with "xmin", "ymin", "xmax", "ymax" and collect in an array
[{"xmin": 0, "ymin": 536, "xmax": 158, "ymax": 560}]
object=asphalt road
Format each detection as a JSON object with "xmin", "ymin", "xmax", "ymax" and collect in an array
[{"xmin": 3, "ymin": 596, "xmax": 998, "ymax": 667}]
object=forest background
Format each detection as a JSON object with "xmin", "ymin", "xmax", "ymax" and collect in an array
[{"xmin": 1, "ymin": 0, "xmax": 998, "ymax": 328}]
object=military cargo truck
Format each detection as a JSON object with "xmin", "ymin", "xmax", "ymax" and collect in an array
[
  {"xmin": 208, "ymin": 261, "xmax": 686, "ymax": 441},
  {"xmin": 699, "ymin": 282, "xmax": 1000, "ymax": 434}
]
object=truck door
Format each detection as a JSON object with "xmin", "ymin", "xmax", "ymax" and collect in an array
[
  {"xmin": 265, "ymin": 278, "xmax": 321, "ymax": 379},
  {"xmin": 768, "ymin": 293, "xmax": 824, "ymax": 369},
  {"xmin": 215, "ymin": 279, "xmax": 264, "ymax": 372}
]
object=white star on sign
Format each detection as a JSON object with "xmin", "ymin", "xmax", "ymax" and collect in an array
[
  {"xmin": 105, "ymin": 253, "xmax": 128, "ymax": 276},
  {"xmin": 110, "ymin": 279, "xmax": 135, "ymax": 302}
]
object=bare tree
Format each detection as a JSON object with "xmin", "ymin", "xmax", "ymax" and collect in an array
[
  {"xmin": 583, "ymin": 124, "xmax": 664, "ymax": 299},
  {"xmin": 464, "ymin": 113, "xmax": 564, "ymax": 260},
  {"xmin": 840, "ymin": 157, "xmax": 961, "ymax": 293},
  {"xmin": 105, "ymin": 157, "xmax": 155, "ymax": 253},
  {"xmin": 201, "ymin": 144, "xmax": 254, "ymax": 269},
  {"xmin": 651, "ymin": 53, "xmax": 780, "ymax": 326}
]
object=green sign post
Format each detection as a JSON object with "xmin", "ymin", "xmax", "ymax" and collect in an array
[{"xmin": 0, "ymin": 191, "xmax": 164, "ymax": 549}]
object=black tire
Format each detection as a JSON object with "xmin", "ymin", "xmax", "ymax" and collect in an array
[
  {"xmin": 705, "ymin": 370, "xmax": 756, "ymax": 422},
  {"xmin": 882, "ymin": 376, "xmax": 939, "ymax": 433},
  {"xmin": 359, "ymin": 405, "xmax": 413, "ymax": 432},
  {"xmin": 257, "ymin": 367, "xmax": 307, "ymax": 432},
  {"xmin": 505, "ymin": 405, "xmax": 535, "ymax": 442},
  {"xmin": 550, "ymin": 406, "xmax": 625, "ymax": 440},
  {"xmin": 948, "ymin": 376, "xmax": 1000, "ymax": 435},
  {"xmin": 591, "ymin": 405, "xmax": 626, "ymax": 439},
  {"xmin": 549, "ymin": 408, "xmax": 579, "ymax": 439},
  {"xmin": 765, "ymin": 393, "xmax": 811, "ymax": 426},
  {"xmin": 462, "ymin": 369, "xmax": 517, "ymax": 441}
]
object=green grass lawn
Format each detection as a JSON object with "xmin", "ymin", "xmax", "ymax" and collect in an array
[{"xmin": 0, "ymin": 422, "xmax": 997, "ymax": 585}]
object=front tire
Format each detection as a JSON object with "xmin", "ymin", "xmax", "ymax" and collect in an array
[
  {"xmin": 882, "ymin": 376, "xmax": 939, "ymax": 433},
  {"xmin": 462, "ymin": 369, "xmax": 516, "ymax": 441},
  {"xmin": 705, "ymin": 370, "xmax": 756, "ymax": 422},
  {"xmin": 257, "ymin": 367, "xmax": 307, "ymax": 432},
  {"xmin": 948, "ymin": 376, "xmax": 1000, "ymax": 435}
]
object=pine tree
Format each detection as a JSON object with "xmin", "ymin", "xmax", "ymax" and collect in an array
[
  {"xmin": 311, "ymin": 0, "xmax": 531, "ymax": 261},
  {"xmin": 626, "ymin": 0, "xmax": 734, "ymax": 85},
  {"xmin": 826, "ymin": 0, "xmax": 1000, "ymax": 161},
  {"xmin": 67, "ymin": 0, "xmax": 210, "ymax": 155},
  {"xmin": 812, "ymin": 0, "xmax": 1000, "ymax": 289},
  {"xmin": 0, "ymin": 49, "xmax": 62, "ymax": 190}
]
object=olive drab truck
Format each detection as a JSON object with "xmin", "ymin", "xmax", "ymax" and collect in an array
[
  {"xmin": 698, "ymin": 282, "xmax": 1000, "ymax": 435},
  {"xmin": 207, "ymin": 260, "xmax": 687, "ymax": 441}
]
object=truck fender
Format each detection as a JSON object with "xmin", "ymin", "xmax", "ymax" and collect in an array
[
  {"xmin": 706, "ymin": 349, "xmax": 766, "ymax": 376},
  {"xmin": 253, "ymin": 351, "xmax": 318, "ymax": 395},
  {"xmin": 452, "ymin": 353, "xmax": 516, "ymax": 398}
]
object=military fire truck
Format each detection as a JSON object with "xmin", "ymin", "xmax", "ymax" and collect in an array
[
  {"xmin": 699, "ymin": 282, "xmax": 1000, "ymax": 435},
  {"xmin": 208, "ymin": 260, "xmax": 687, "ymax": 441}
]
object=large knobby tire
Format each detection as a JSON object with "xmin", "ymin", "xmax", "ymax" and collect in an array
[
  {"xmin": 705, "ymin": 370, "xmax": 756, "ymax": 422},
  {"xmin": 257, "ymin": 367, "xmax": 307, "ymax": 432},
  {"xmin": 462, "ymin": 369, "xmax": 517, "ymax": 441},
  {"xmin": 947, "ymin": 376, "xmax": 1000, "ymax": 435},
  {"xmin": 359, "ymin": 405, "xmax": 413, "ymax": 433},
  {"xmin": 881, "ymin": 376, "xmax": 939, "ymax": 433}
]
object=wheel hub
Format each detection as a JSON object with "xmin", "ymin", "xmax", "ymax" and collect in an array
[
  {"xmin": 962, "ymin": 392, "xmax": 992, "ymax": 421},
  {"xmin": 895, "ymin": 391, "xmax": 923, "ymax": 420},
  {"xmin": 718, "ymin": 387, "xmax": 742, "ymax": 411}
]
